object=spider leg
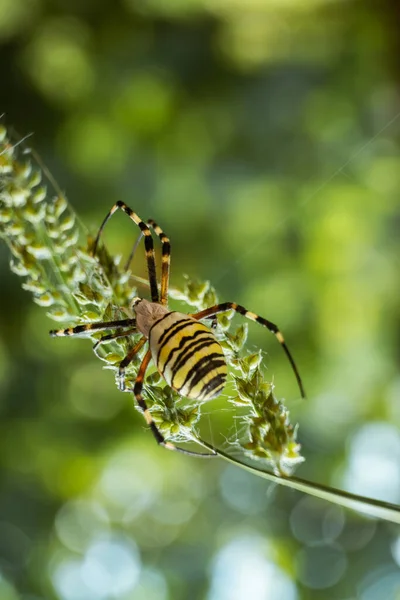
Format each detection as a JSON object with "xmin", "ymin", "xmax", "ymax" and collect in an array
[
  {"xmin": 134, "ymin": 350, "xmax": 217, "ymax": 457},
  {"xmin": 92, "ymin": 201, "xmax": 159, "ymax": 303},
  {"xmin": 92, "ymin": 328, "xmax": 138, "ymax": 363},
  {"xmin": 123, "ymin": 219, "xmax": 171, "ymax": 306},
  {"xmin": 191, "ymin": 302, "xmax": 306, "ymax": 399},
  {"xmin": 118, "ymin": 336, "xmax": 147, "ymax": 391},
  {"xmin": 50, "ymin": 318, "xmax": 136, "ymax": 338},
  {"xmin": 147, "ymin": 219, "xmax": 171, "ymax": 306},
  {"xmin": 123, "ymin": 231, "xmax": 144, "ymax": 273}
]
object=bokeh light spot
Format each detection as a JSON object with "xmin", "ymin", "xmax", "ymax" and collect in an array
[
  {"xmin": 52, "ymin": 558, "xmax": 98, "ymax": 600},
  {"xmin": 81, "ymin": 537, "xmax": 141, "ymax": 597},
  {"xmin": 220, "ymin": 465, "xmax": 270, "ymax": 515},
  {"xmin": 59, "ymin": 115, "xmax": 128, "ymax": 177},
  {"xmin": 290, "ymin": 496, "xmax": 345, "ymax": 545},
  {"xmin": 133, "ymin": 567, "xmax": 168, "ymax": 600},
  {"xmin": 68, "ymin": 362, "xmax": 125, "ymax": 420},
  {"xmin": 359, "ymin": 565, "xmax": 400, "ymax": 600},
  {"xmin": 0, "ymin": 0, "xmax": 39, "ymax": 41},
  {"xmin": 208, "ymin": 536, "xmax": 298, "ymax": 600},
  {"xmin": 52, "ymin": 536, "xmax": 141, "ymax": 600},
  {"xmin": 55, "ymin": 500, "xmax": 110, "ymax": 553},
  {"xmin": 296, "ymin": 543, "xmax": 347, "ymax": 589},
  {"xmin": 113, "ymin": 74, "xmax": 175, "ymax": 136},
  {"xmin": 99, "ymin": 447, "xmax": 161, "ymax": 514},
  {"xmin": 20, "ymin": 18, "xmax": 94, "ymax": 105},
  {"xmin": 0, "ymin": 574, "xmax": 19, "ymax": 600},
  {"xmin": 342, "ymin": 422, "xmax": 400, "ymax": 504}
]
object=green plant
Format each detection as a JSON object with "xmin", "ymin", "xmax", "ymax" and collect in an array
[{"xmin": 2, "ymin": 124, "xmax": 400, "ymax": 524}]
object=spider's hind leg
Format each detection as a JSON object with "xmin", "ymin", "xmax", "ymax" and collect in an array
[
  {"xmin": 191, "ymin": 302, "xmax": 306, "ymax": 399},
  {"xmin": 118, "ymin": 336, "xmax": 147, "ymax": 391}
]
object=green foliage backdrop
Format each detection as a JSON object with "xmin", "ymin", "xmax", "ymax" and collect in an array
[{"xmin": 1, "ymin": 1, "xmax": 400, "ymax": 599}]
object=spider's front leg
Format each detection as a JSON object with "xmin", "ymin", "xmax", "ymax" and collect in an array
[
  {"xmin": 50, "ymin": 318, "xmax": 141, "ymax": 388},
  {"xmin": 92, "ymin": 201, "xmax": 160, "ymax": 303},
  {"xmin": 49, "ymin": 317, "xmax": 136, "ymax": 338}
]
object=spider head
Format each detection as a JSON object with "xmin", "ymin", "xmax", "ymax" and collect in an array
[
  {"xmin": 133, "ymin": 298, "xmax": 169, "ymax": 337},
  {"xmin": 129, "ymin": 296, "xmax": 143, "ymax": 311}
]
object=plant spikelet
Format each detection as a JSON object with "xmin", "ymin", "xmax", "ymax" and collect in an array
[{"xmin": 0, "ymin": 124, "xmax": 303, "ymax": 476}]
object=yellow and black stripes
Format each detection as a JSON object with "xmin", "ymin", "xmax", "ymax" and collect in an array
[
  {"xmin": 49, "ymin": 317, "xmax": 136, "ymax": 337},
  {"xmin": 147, "ymin": 219, "xmax": 171, "ymax": 306},
  {"xmin": 51, "ymin": 202, "xmax": 306, "ymax": 457},
  {"xmin": 92, "ymin": 201, "xmax": 159, "ymax": 303},
  {"xmin": 133, "ymin": 349, "xmax": 217, "ymax": 457},
  {"xmin": 191, "ymin": 302, "xmax": 306, "ymax": 399},
  {"xmin": 149, "ymin": 312, "xmax": 227, "ymax": 401}
]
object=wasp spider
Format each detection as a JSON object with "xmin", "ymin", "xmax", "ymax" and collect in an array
[{"xmin": 50, "ymin": 201, "xmax": 305, "ymax": 456}]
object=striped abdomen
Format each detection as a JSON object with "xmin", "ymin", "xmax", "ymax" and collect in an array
[{"xmin": 149, "ymin": 312, "xmax": 227, "ymax": 401}]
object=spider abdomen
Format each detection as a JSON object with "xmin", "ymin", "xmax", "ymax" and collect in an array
[{"xmin": 149, "ymin": 312, "xmax": 227, "ymax": 401}]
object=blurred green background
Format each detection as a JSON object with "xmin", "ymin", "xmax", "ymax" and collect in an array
[{"xmin": 1, "ymin": 0, "xmax": 400, "ymax": 598}]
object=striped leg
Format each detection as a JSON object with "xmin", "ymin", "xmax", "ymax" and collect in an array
[
  {"xmin": 92, "ymin": 201, "xmax": 159, "ymax": 303},
  {"xmin": 134, "ymin": 350, "xmax": 217, "ymax": 457},
  {"xmin": 92, "ymin": 328, "xmax": 138, "ymax": 352},
  {"xmin": 191, "ymin": 302, "xmax": 306, "ymax": 399},
  {"xmin": 50, "ymin": 317, "xmax": 136, "ymax": 338},
  {"xmin": 118, "ymin": 336, "xmax": 147, "ymax": 391},
  {"xmin": 123, "ymin": 219, "xmax": 171, "ymax": 305},
  {"xmin": 147, "ymin": 219, "xmax": 171, "ymax": 305}
]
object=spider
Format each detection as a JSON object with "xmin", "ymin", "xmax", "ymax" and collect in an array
[{"xmin": 50, "ymin": 201, "xmax": 305, "ymax": 456}]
